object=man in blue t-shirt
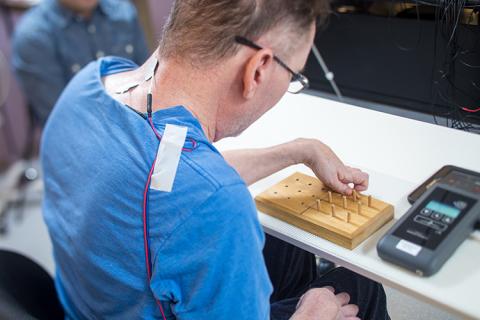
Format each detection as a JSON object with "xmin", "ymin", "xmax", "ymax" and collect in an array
[
  {"xmin": 13, "ymin": 0, "xmax": 149, "ymax": 125},
  {"xmin": 42, "ymin": 0, "xmax": 390, "ymax": 319}
]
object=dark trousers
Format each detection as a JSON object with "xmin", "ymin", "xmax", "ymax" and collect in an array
[{"xmin": 263, "ymin": 234, "xmax": 390, "ymax": 320}]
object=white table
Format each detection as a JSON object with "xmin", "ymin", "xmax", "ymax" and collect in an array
[{"xmin": 215, "ymin": 93, "xmax": 480, "ymax": 320}]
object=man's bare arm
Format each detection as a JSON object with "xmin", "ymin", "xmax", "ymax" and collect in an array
[
  {"xmin": 222, "ymin": 140, "xmax": 300, "ymax": 186},
  {"xmin": 222, "ymin": 138, "xmax": 369, "ymax": 195}
]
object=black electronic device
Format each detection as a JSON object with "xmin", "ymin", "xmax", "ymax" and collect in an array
[
  {"xmin": 305, "ymin": 5, "xmax": 480, "ymax": 128},
  {"xmin": 408, "ymin": 165, "xmax": 480, "ymax": 204},
  {"xmin": 378, "ymin": 178, "xmax": 480, "ymax": 276}
]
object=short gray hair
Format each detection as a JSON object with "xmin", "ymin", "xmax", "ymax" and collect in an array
[{"xmin": 159, "ymin": 0, "xmax": 330, "ymax": 65}]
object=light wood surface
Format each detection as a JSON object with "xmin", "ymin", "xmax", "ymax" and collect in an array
[{"xmin": 255, "ymin": 172, "xmax": 394, "ymax": 249}]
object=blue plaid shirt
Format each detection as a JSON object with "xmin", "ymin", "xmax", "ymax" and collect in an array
[{"xmin": 12, "ymin": 0, "xmax": 149, "ymax": 124}]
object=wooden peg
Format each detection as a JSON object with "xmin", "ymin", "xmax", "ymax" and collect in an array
[
  {"xmin": 328, "ymin": 191, "xmax": 333, "ymax": 203},
  {"xmin": 346, "ymin": 211, "xmax": 351, "ymax": 223},
  {"xmin": 330, "ymin": 204, "xmax": 335, "ymax": 217},
  {"xmin": 357, "ymin": 201, "xmax": 362, "ymax": 215},
  {"xmin": 368, "ymin": 195, "xmax": 372, "ymax": 207},
  {"xmin": 353, "ymin": 190, "xmax": 357, "ymax": 202},
  {"xmin": 316, "ymin": 199, "xmax": 321, "ymax": 211},
  {"xmin": 342, "ymin": 196, "xmax": 347, "ymax": 209}
]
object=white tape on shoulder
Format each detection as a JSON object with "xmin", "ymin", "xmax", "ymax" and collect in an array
[{"xmin": 151, "ymin": 124, "xmax": 188, "ymax": 192}]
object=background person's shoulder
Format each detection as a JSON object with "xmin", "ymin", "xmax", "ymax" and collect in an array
[{"xmin": 13, "ymin": 3, "xmax": 57, "ymax": 46}]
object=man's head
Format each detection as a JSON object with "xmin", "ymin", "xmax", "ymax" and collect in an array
[
  {"xmin": 59, "ymin": 0, "xmax": 99, "ymax": 17},
  {"xmin": 159, "ymin": 0, "xmax": 330, "ymax": 141}
]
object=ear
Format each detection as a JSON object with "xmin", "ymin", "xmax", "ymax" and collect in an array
[{"xmin": 242, "ymin": 49, "xmax": 274, "ymax": 99}]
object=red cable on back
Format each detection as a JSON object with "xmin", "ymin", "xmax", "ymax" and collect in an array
[
  {"xmin": 143, "ymin": 115, "xmax": 198, "ymax": 320},
  {"xmin": 143, "ymin": 161, "xmax": 168, "ymax": 319},
  {"xmin": 143, "ymin": 161, "xmax": 155, "ymax": 279},
  {"xmin": 143, "ymin": 116, "xmax": 167, "ymax": 320}
]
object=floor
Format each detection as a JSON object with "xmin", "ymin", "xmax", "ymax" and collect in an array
[{"xmin": 0, "ymin": 163, "xmax": 461, "ymax": 319}]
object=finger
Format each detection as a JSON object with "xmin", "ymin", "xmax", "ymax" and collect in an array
[
  {"xmin": 354, "ymin": 184, "xmax": 368, "ymax": 192},
  {"xmin": 344, "ymin": 317, "xmax": 361, "ymax": 320},
  {"xmin": 338, "ymin": 168, "xmax": 353, "ymax": 184},
  {"xmin": 323, "ymin": 286, "xmax": 335, "ymax": 293},
  {"xmin": 330, "ymin": 170, "xmax": 354, "ymax": 195},
  {"xmin": 351, "ymin": 169, "xmax": 368, "ymax": 185},
  {"xmin": 322, "ymin": 169, "xmax": 350, "ymax": 195},
  {"xmin": 340, "ymin": 168, "xmax": 369, "ymax": 194},
  {"xmin": 335, "ymin": 292, "xmax": 351, "ymax": 306},
  {"xmin": 329, "ymin": 179, "xmax": 353, "ymax": 195},
  {"xmin": 350, "ymin": 169, "xmax": 369, "ymax": 190},
  {"xmin": 295, "ymin": 293, "xmax": 306, "ymax": 309},
  {"xmin": 341, "ymin": 304, "xmax": 359, "ymax": 317}
]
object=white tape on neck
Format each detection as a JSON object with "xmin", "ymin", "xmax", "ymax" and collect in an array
[{"xmin": 151, "ymin": 124, "xmax": 188, "ymax": 192}]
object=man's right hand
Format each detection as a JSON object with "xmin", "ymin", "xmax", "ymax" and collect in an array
[{"xmin": 290, "ymin": 287, "xmax": 360, "ymax": 320}]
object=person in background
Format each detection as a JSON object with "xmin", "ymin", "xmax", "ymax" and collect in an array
[{"xmin": 12, "ymin": 0, "xmax": 149, "ymax": 125}]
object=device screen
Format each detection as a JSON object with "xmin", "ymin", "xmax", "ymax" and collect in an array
[
  {"xmin": 425, "ymin": 201, "xmax": 461, "ymax": 219},
  {"xmin": 394, "ymin": 187, "xmax": 476, "ymax": 250}
]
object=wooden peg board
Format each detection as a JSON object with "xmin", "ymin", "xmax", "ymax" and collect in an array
[{"xmin": 254, "ymin": 172, "xmax": 394, "ymax": 249}]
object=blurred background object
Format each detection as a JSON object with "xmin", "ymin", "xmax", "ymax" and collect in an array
[
  {"xmin": 0, "ymin": 0, "xmax": 30, "ymax": 171},
  {"xmin": 0, "ymin": 51, "xmax": 9, "ymax": 108},
  {"xmin": 134, "ymin": 0, "xmax": 174, "ymax": 51},
  {"xmin": 305, "ymin": 0, "xmax": 480, "ymax": 133}
]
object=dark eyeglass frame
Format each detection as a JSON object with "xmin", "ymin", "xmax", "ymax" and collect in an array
[{"xmin": 234, "ymin": 36, "xmax": 309, "ymax": 94}]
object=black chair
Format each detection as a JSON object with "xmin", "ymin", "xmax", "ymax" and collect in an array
[{"xmin": 0, "ymin": 250, "xmax": 64, "ymax": 320}]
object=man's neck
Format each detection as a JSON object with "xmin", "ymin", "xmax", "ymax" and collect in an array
[
  {"xmin": 151, "ymin": 60, "xmax": 223, "ymax": 142},
  {"xmin": 104, "ymin": 53, "xmax": 233, "ymax": 142}
]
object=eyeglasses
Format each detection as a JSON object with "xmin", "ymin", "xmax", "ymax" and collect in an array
[{"xmin": 235, "ymin": 36, "xmax": 309, "ymax": 94}]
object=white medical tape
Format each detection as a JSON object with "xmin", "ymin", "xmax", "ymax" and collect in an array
[
  {"xmin": 115, "ymin": 82, "xmax": 139, "ymax": 94},
  {"xmin": 150, "ymin": 124, "xmax": 188, "ymax": 192},
  {"xmin": 144, "ymin": 59, "xmax": 159, "ymax": 82},
  {"xmin": 114, "ymin": 59, "xmax": 159, "ymax": 94}
]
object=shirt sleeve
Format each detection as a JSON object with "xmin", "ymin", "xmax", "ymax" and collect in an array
[
  {"xmin": 12, "ymin": 26, "xmax": 67, "ymax": 125},
  {"xmin": 150, "ymin": 184, "xmax": 272, "ymax": 320}
]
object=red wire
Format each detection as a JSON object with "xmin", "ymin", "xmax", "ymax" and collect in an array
[
  {"xmin": 462, "ymin": 107, "xmax": 480, "ymax": 113},
  {"xmin": 143, "ymin": 161, "xmax": 155, "ymax": 280},
  {"xmin": 143, "ymin": 116, "xmax": 168, "ymax": 320},
  {"xmin": 143, "ymin": 159, "xmax": 168, "ymax": 320},
  {"xmin": 143, "ymin": 117, "xmax": 197, "ymax": 320},
  {"xmin": 148, "ymin": 117, "xmax": 163, "ymax": 140}
]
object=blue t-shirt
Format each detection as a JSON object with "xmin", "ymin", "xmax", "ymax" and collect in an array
[{"xmin": 41, "ymin": 57, "xmax": 272, "ymax": 319}]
